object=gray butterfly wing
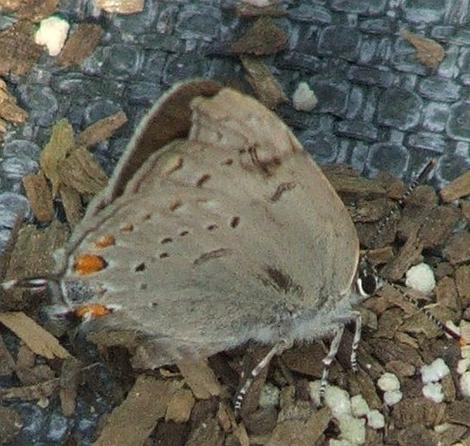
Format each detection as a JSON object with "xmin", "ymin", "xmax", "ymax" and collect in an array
[
  {"xmin": 59, "ymin": 87, "xmax": 359, "ymax": 368},
  {"xmin": 79, "ymin": 79, "xmax": 222, "ymax": 221}
]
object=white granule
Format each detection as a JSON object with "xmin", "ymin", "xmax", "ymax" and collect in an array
[
  {"xmin": 422, "ymin": 382, "xmax": 444, "ymax": 403},
  {"xmin": 383, "ymin": 390, "xmax": 403, "ymax": 406},
  {"xmin": 420, "ymin": 358, "xmax": 450, "ymax": 384},
  {"xmin": 459, "ymin": 371, "xmax": 470, "ymax": 398},
  {"xmin": 324, "ymin": 385, "xmax": 352, "ymax": 418},
  {"xmin": 405, "ymin": 262, "xmax": 436, "ymax": 294},
  {"xmin": 366, "ymin": 409, "xmax": 385, "ymax": 429},
  {"xmin": 337, "ymin": 415, "xmax": 366, "ymax": 445},
  {"xmin": 35, "ymin": 16, "xmax": 70, "ymax": 56},
  {"xmin": 350, "ymin": 394, "xmax": 369, "ymax": 417},
  {"xmin": 457, "ymin": 358, "xmax": 470, "ymax": 375},
  {"xmin": 292, "ymin": 82, "xmax": 318, "ymax": 112},
  {"xmin": 377, "ymin": 372, "xmax": 400, "ymax": 392}
]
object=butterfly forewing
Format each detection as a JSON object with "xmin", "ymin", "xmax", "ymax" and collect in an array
[{"xmin": 58, "ymin": 85, "xmax": 359, "ymax": 367}]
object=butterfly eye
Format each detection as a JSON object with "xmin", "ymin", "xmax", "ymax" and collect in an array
[
  {"xmin": 357, "ymin": 269, "xmax": 380, "ymax": 297},
  {"xmin": 357, "ymin": 273, "xmax": 376, "ymax": 297}
]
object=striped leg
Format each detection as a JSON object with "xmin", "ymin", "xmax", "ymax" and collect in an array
[
  {"xmin": 319, "ymin": 324, "xmax": 345, "ymax": 402},
  {"xmin": 234, "ymin": 339, "xmax": 289, "ymax": 415},
  {"xmin": 350, "ymin": 311, "xmax": 362, "ymax": 372}
]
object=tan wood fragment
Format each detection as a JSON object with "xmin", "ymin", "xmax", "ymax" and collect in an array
[
  {"xmin": 441, "ymin": 171, "xmax": 470, "ymax": 202},
  {"xmin": 77, "ymin": 110, "xmax": 128, "ymax": 148},
  {"xmin": 240, "ymin": 56, "xmax": 287, "ymax": 109},
  {"xmin": 57, "ymin": 23, "xmax": 103, "ymax": 67},
  {"xmin": 93, "ymin": 376, "xmax": 178, "ymax": 446},
  {"xmin": 401, "ymin": 29, "xmax": 445, "ymax": 69},
  {"xmin": 0, "ymin": 312, "xmax": 71, "ymax": 359},
  {"xmin": 22, "ymin": 171, "xmax": 54, "ymax": 223},
  {"xmin": 232, "ymin": 17, "xmax": 287, "ymax": 56},
  {"xmin": 177, "ymin": 360, "xmax": 222, "ymax": 399}
]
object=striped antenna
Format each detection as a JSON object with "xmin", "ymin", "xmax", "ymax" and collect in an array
[
  {"xmin": 368, "ymin": 158, "xmax": 462, "ymax": 342},
  {"xmin": 1, "ymin": 275, "xmax": 57, "ymax": 291},
  {"xmin": 388, "ymin": 282, "xmax": 461, "ymax": 342},
  {"xmin": 368, "ymin": 159, "xmax": 437, "ymax": 249}
]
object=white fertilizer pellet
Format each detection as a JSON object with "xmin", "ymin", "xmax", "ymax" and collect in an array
[
  {"xmin": 377, "ymin": 372, "xmax": 400, "ymax": 392},
  {"xmin": 405, "ymin": 262, "xmax": 435, "ymax": 294},
  {"xmin": 35, "ymin": 16, "xmax": 70, "ymax": 56},
  {"xmin": 420, "ymin": 358, "xmax": 450, "ymax": 384},
  {"xmin": 422, "ymin": 382, "xmax": 444, "ymax": 403}
]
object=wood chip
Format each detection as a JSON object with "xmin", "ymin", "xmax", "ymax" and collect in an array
[
  {"xmin": 381, "ymin": 230, "xmax": 423, "ymax": 281},
  {"xmin": 418, "ymin": 205, "xmax": 460, "ymax": 248},
  {"xmin": 435, "ymin": 276, "xmax": 460, "ymax": 312},
  {"xmin": 93, "ymin": 376, "xmax": 178, "ymax": 446},
  {"xmin": 186, "ymin": 417, "xmax": 224, "ymax": 446},
  {"xmin": 324, "ymin": 168, "xmax": 386, "ymax": 201},
  {"xmin": 60, "ymin": 357, "xmax": 82, "ymax": 417},
  {"xmin": 401, "ymin": 29, "xmax": 445, "ymax": 69},
  {"xmin": 396, "ymin": 424, "xmax": 437, "ymax": 446},
  {"xmin": 0, "ymin": 335, "xmax": 15, "ymax": 377},
  {"xmin": 16, "ymin": 363, "xmax": 55, "ymax": 386},
  {"xmin": 397, "ymin": 186, "xmax": 437, "ymax": 241},
  {"xmin": 446, "ymin": 400, "xmax": 470, "ymax": 427},
  {"xmin": 3, "ymin": 220, "xmax": 69, "ymax": 310},
  {"xmin": 443, "ymin": 233, "xmax": 470, "ymax": 265},
  {"xmin": 0, "ymin": 312, "xmax": 71, "ymax": 359},
  {"xmin": 461, "ymin": 200, "xmax": 470, "ymax": 222},
  {"xmin": 366, "ymin": 246, "xmax": 395, "ymax": 265},
  {"xmin": 59, "ymin": 184, "xmax": 84, "ymax": 228},
  {"xmin": 15, "ymin": 344, "xmax": 35, "ymax": 370},
  {"xmin": 0, "ymin": 406, "xmax": 23, "ymax": 444},
  {"xmin": 95, "ymin": 0, "xmax": 144, "ymax": 14},
  {"xmin": 268, "ymin": 406, "xmax": 331, "ymax": 446},
  {"xmin": 0, "ymin": 117, "xmax": 7, "ymax": 136},
  {"xmin": 78, "ymin": 110, "xmax": 128, "ymax": 148},
  {"xmin": 57, "ymin": 23, "xmax": 103, "ymax": 68},
  {"xmin": 0, "ymin": 21, "xmax": 43, "ymax": 76},
  {"xmin": 231, "ymin": 17, "xmax": 288, "ymax": 56},
  {"xmin": 441, "ymin": 171, "xmax": 470, "ymax": 202},
  {"xmin": 392, "ymin": 397, "xmax": 446, "ymax": 428},
  {"xmin": 240, "ymin": 56, "xmax": 287, "ymax": 109},
  {"xmin": 0, "ymin": 0, "xmax": 24, "ymax": 12},
  {"xmin": 58, "ymin": 147, "xmax": 108, "ymax": 196},
  {"xmin": 0, "ymin": 78, "xmax": 28, "ymax": 124},
  {"xmin": 177, "ymin": 360, "xmax": 222, "ymax": 400},
  {"xmin": 3, "ymin": 0, "xmax": 59, "ymax": 21},
  {"xmin": 22, "ymin": 170, "xmax": 54, "ymax": 223},
  {"xmin": 236, "ymin": 2, "xmax": 287, "ymax": 17},
  {"xmin": 348, "ymin": 370, "xmax": 383, "ymax": 410},
  {"xmin": 0, "ymin": 376, "xmax": 59, "ymax": 401},
  {"xmin": 456, "ymin": 265, "xmax": 470, "ymax": 308},
  {"xmin": 40, "ymin": 119, "xmax": 75, "ymax": 196},
  {"xmin": 165, "ymin": 388, "xmax": 195, "ymax": 423}
]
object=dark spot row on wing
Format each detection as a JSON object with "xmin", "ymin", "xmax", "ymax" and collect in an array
[
  {"xmin": 193, "ymin": 248, "xmax": 233, "ymax": 266},
  {"xmin": 259, "ymin": 266, "xmax": 303, "ymax": 296},
  {"xmin": 152, "ymin": 215, "xmax": 241, "ymax": 261},
  {"xmin": 270, "ymin": 182, "xmax": 297, "ymax": 202}
]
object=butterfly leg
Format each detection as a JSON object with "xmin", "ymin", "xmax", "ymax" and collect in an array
[
  {"xmin": 350, "ymin": 311, "xmax": 362, "ymax": 372},
  {"xmin": 234, "ymin": 339, "xmax": 290, "ymax": 415},
  {"xmin": 319, "ymin": 324, "xmax": 345, "ymax": 402}
]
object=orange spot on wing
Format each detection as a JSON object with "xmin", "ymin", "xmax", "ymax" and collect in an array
[
  {"xmin": 74, "ymin": 254, "xmax": 107, "ymax": 275},
  {"xmin": 74, "ymin": 303, "xmax": 112, "ymax": 319},
  {"xmin": 94, "ymin": 235, "xmax": 116, "ymax": 248}
]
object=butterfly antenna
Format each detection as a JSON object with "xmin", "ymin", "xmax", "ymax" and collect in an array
[
  {"xmin": 1, "ymin": 275, "xmax": 58, "ymax": 291},
  {"xmin": 369, "ymin": 159, "xmax": 437, "ymax": 248},
  {"xmin": 387, "ymin": 282, "xmax": 461, "ymax": 342}
]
